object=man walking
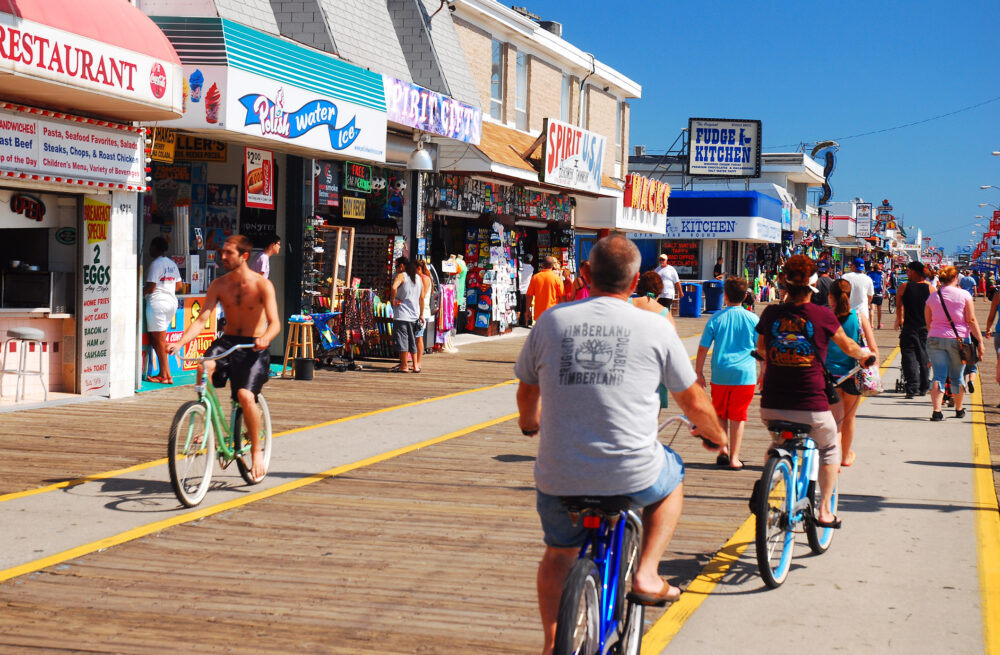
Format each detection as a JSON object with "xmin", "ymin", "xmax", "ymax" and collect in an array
[
  {"xmin": 250, "ymin": 233, "xmax": 280, "ymax": 279},
  {"xmin": 894, "ymin": 261, "xmax": 931, "ymax": 398},
  {"xmin": 843, "ymin": 258, "xmax": 874, "ymax": 319},
  {"xmin": 518, "ymin": 254, "xmax": 534, "ymax": 327},
  {"xmin": 655, "ymin": 253, "xmax": 683, "ymax": 310},
  {"xmin": 525, "ymin": 256, "xmax": 563, "ymax": 323},
  {"xmin": 959, "ymin": 269, "xmax": 977, "ymax": 298},
  {"xmin": 516, "ymin": 235, "xmax": 726, "ymax": 654},
  {"xmin": 810, "ymin": 258, "xmax": 834, "ymax": 307},
  {"xmin": 867, "ymin": 262, "xmax": 886, "ymax": 328}
]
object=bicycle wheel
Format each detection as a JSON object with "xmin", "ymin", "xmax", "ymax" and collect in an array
[
  {"xmin": 234, "ymin": 394, "xmax": 272, "ymax": 485},
  {"xmin": 887, "ymin": 295, "xmax": 895, "ymax": 314},
  {"xmin": 611, "ymin": 523, "xmax": 645, "ymax": 655},
  {"xmin": 805, "ymin": 480, "xmax": 838, "ymax": 554},
  {"xmin": 168, "ymin": 401, "xmax": 215, "ymax": 507},
  {"xmin": 754, "ymin": 455, "xmax": 795, "ymax": 588},
  {"xmin": 554, "ymin": 559, "xmax": 601, "ymax": 655}
]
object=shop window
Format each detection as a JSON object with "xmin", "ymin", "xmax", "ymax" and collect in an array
[
  {"xmin": 515, "ymin": 52, "xmax": 527, "ymax": 130},
  {"xmin": 490, "ymin": 39, "xmax": 504, "ymax": 120}
]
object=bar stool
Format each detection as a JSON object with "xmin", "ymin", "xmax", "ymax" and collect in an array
[
  {"xmin": 280, "ymin": 317, "xmax": 314, "ymax": 378},
  {"xmin": 1, "ymin": 327, "xmax": 48, "ymax": 402}
]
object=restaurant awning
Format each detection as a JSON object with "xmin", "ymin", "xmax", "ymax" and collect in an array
[{"xmin": 0, "ymin": 0, "xmax": 184, "ymax": 120}]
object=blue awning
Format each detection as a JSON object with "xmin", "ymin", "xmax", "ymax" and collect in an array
[{"xmin": 667, "ymin": 190, "xmax": 783, "ymax": 224}]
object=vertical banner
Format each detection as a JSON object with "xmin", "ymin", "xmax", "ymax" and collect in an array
[
  {"xmin": 856, "ymin": 203, "xmax": 872, "ymax": 238},
  {"xmin": 81, "ymin": 197, "xmax": 112, "ymax": 396},
  {"xmin": 245, "ymin": 147, "xmax": 275, "ymax": 210}
]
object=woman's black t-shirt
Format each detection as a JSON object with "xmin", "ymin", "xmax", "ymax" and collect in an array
[{"xmin": 756, "ymin": 302, "xmax": 841, "ymax": 411}]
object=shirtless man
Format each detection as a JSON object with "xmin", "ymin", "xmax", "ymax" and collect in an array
[{"xmin": 168, "ymin": 234, "xmax": 279, "ymax": 480}]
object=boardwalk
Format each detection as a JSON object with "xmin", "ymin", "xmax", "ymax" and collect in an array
[{"xmin": 0, "ymin": 309, "xmax": 997, "ymax": 653}]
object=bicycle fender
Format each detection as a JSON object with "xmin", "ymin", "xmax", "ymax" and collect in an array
[{"xmin": 767, "ymin": 446, "xmax": 793, "ymax": 460}]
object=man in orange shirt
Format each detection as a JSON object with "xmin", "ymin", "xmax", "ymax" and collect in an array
[{"xmin": 526, "ymin": 256, "xmax": 563, "ymax": 322}]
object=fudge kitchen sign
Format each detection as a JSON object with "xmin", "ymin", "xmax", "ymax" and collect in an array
[
  {"xmin": 0, "ymin": 19, "xmax": 181, "ymax": 113},
  {"xmin": 231, "ymin": 69, "xmax": 386, "ymax": 162},
  {"xmin": 540, "ymin": 118, "xmax": 605, "ymax": 193}
]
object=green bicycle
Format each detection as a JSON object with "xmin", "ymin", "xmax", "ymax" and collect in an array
[{"xmin": 168, "ymin": 343, "xmax": 273, "ymax": 507}]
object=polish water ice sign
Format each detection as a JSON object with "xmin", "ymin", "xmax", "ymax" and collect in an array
[{"xmin": 687, "ymin": 118, "xmax": 762, "ymax": 178}]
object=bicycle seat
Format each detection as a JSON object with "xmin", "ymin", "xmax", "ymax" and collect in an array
[
  {"xmin": 767, "ymin": 420, "xmax": 812, "ymax": 436},
  {"xmin": 560, "ymin": 495, "xmax": 632, "ymax": 515}
]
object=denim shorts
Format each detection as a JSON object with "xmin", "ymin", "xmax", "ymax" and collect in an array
[
  {"xmin": 927, "ymin": 337, "xmax": 965, "ymax": 390},
  {"xmin": 535, "ymin": 445, "xmax": 685, "ymax": 548}
]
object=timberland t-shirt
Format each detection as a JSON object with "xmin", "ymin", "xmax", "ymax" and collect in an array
[{"xmin": 514, "ymin": 296, "xmax": 697, "ymax": 496}]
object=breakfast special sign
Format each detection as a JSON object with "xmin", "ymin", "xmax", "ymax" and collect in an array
[{"xmin": 540, "ymin": 118, "xmax": 605, "ymax": 193}]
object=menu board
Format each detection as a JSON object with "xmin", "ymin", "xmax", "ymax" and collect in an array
[
  {"xmin": 0, "ymin": 109, "xmax": 144, "ymax": 186},
  {"xmin": 661, "ymin": 240, "xmax": 699, "ymax": 278},
  {"xmin": 81, "ymin": 196, "xmax": 113, "ymax": 395}
]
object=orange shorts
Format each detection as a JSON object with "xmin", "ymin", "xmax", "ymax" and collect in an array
[{"xmin": 710, "ymin": 384, "xmax": 755, "ymax": 422}]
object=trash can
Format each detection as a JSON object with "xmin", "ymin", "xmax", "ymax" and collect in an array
[
  {"xmin": 679, "ymin": 283, "xmax": 702, "ymax": 318},
  {"xmin": 294, "ymin": 357, "xmax": 314, "ymax": 380},
  {"xmin": 703, "ymin": 280, "xmax": 724, "ymax": 312}
]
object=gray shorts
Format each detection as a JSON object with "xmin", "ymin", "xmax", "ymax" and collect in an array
[
  {"xmin": 760, "ymin": 407, "xmax": 840, "ymax": 466},
  {"xmin": 393, "ymin": 319, "xmax": 419, "ymax": 354},
  {"xmin": 535, "ymin": 445, "xmax": 685, "ymax": 548}
]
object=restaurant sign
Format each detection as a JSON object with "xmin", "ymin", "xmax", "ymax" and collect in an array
[
  {"xmin": 687, "ymin": 118, "xmax": 761, "ymax": 178},
  {"xmin": 663, "ymin": 214, "xmax": 781, "ymax": 243},
  {"xmin": 540, "ymin": 118, "xmax": 605, "ymax": 193},
  {"xmin": 0, "ymin": 19, "xmax": 182, "ymax": 114},
  {"xmin": 383, "ymin": 76, "xmax": 481, "ymax": 144},
  {"xmin": 0, "ymin": 106, "xmax": 145, "ymax": 189},
  {"xmin": 620, "ymin": 173, "xmax": 670, "ymax": 234}
]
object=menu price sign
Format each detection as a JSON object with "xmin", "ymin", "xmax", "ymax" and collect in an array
[
  {"xmin": 661, "ymin": 240, "xmax": 700, "ymax": 278},
  {"xmin": 81, "ymin": 196, "xmax": 112, "ymax": 395},
  {"xmin": 244, "ymin": 147, "xmax": 274, "ymax": 210},
  {"xmin": 150, "ymin": 128, "xmax": 176, "ymax": 163}
]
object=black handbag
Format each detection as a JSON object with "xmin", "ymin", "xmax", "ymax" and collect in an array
[{"xmin": 937, "ymin": 288, "xmax": 980, "ymax": 367}]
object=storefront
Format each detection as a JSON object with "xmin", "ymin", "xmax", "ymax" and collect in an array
[
  {"xmin": 146, "ymin": 16, "xmax": 394, "ymax": 372},
  {"xmin": 575, "ymin": 172, "xmax": 669, "ymax": 268},
  {"xmin": 0, "ymin": 1, "xmax": 183, "ymax": 400},
  {"xmin": 628, "ymin": 190, "xmax": 783, "ymax": 280},
  {"xmin": 430, "ymin": 119, "xmax": 618, "ymax": 337}
]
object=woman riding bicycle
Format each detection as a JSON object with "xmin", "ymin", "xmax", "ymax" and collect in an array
[{"xmin": 755, "ymin": 256, "xmax": 876, "ymax": 529}]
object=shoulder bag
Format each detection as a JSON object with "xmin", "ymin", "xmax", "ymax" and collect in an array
[{"xmin": 937, "ymin": 287, "xmax": 980, "ymax": 368}]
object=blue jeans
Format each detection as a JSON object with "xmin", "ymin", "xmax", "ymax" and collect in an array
[
  {"xmin": 927, "ymin": 337, "xmax": 965, "ymax": 391},
  {"xmin": 536, "ymin": 445, "xmax": 684, "ymax": 548}
]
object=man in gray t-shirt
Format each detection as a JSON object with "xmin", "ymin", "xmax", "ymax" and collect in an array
[{"xmin": 515, "ymin": 235, "xmax": 725, "ymax": 651}]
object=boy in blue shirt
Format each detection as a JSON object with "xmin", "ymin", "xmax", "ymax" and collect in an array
[{"xmin": 695, "ymin": 277, "xmax": 760, "ymax": 470}]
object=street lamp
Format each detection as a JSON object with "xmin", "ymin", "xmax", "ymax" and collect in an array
[
  {"xmin": 981, "ymin": 185, "xmax": 1000, "ymax": 190},
  {"xmin": 993, "ymin": 151, "xmax": 1000, "ymax": 156},
  {"xmin": 980, "ymin": 203, "xmax": 1000, "ymax": 209}
]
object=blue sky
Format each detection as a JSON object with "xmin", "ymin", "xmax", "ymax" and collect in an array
[{"xmin": 525, "ymin": 0, "xmax": 1000, "ymax": 254}]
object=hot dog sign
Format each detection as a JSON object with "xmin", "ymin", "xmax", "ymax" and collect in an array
[
  {"xmin": 244, "ymin": 147, "xmax": 274, "ymax": 210},
  {"xmin": 540, "ymin": 118, "xmax": 605, "ymax": 193}
]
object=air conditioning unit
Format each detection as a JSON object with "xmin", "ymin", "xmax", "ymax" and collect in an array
[
  {"xmin": 633, "ymin": 145, "xmax": 646, "ymax": 157},
  {"xmin": 538, "ymin": 20, "xmax": 562, "ymax": 37}
]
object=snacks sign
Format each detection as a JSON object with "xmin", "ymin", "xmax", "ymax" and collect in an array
[
  {"xmin": 540, "ymin": 118, "xmax": 606, "ymax": 193},
  {"xmin": 244, "ymin": 147, "xmax": 274, "ymax": 210}
]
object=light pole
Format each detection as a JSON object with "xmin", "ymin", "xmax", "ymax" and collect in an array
[
  {"xmin": 981, "ymin": 185, "xmax": 1000, "ymax": 191},
  {"xmin": 980, "ymin": 203, "xmax": 1000, "ymax": 210}
]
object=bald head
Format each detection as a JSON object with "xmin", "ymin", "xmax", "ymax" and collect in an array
[
  {"xmin": 540, "ymin": 256, "xmax": 558, "ymax": 270},
  {"xmin": 588, "ymin": 235, "xmax": 640, "ymax": 293}
]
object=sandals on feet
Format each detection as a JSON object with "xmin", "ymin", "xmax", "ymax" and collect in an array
[{"xmin": 627, "ymin": 578, "xmax": 681, "ymax": 607}]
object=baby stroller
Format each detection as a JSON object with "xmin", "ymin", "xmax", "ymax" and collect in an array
[{"xmin": 311, "ymin": 311, "xmax": 361, "ymax": 372}]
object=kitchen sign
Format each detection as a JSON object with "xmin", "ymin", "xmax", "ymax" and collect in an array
[
  {"xmin": 663, "ymin": 215, "xmax": 781, "ymax": 243},
  {"xmin": 540, "ymin": 118, "xmax": 605, "ymax": 193},
  {"xmin": 687, "ymin": 118, "xmax": 761, "ymax": 178},
  {"xmin": 244, "ymin": 147, "xmax": 274, "ymax": 210},
  {"xmin": 0, "ymin": 107, "xmax": 144, "ymax": 188}
]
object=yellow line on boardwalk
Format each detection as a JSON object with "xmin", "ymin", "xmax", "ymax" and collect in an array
[
  {"xmin": 0, "ymin": 412, "xmax": 519, "ymax": 584},
  {"xmin": 0, "ymin": 379, "xmax": 517, "ymax": 505},
  {"xmin": 641, "ymin": 345, "xmax": 901, "ymax": 652},
  {"xmin": 640, "ymin": 517, "xmax": 755, "ymax": 653},
  {"xmin": 969, "ymin": 378, "xmax": 1000, "ymax": 654}
]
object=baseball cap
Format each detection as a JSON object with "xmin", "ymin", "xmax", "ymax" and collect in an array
[
  {"xmin": 853, "ymin": 257, "xmax": 865, "ymax": 270},
  {"xmin": 817, "ymin": 259, "xmax": 830, "ymax": 273}
]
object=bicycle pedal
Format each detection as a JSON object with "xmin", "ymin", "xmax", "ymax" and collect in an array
[{"xmin": 219, "ymin": 456, "xmax": 232, "ymax": 470}]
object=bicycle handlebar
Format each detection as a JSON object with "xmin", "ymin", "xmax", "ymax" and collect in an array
[{"xmin": 182, "ymin": 342, "xmax": 255, "ymax": 363}]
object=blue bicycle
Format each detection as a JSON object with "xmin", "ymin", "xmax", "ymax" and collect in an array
[{"xmin": 552, "ymin": 416, "xmax": 692, "ymax": 655}]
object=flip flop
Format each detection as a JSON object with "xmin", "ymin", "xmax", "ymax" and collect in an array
[
  {"xmin": 146, "ymin": 375, "xmax": 168, "ymax": 384},
  {"xmin": 412, "ymin": 368, "xmax": 422, "ymax": 373},
  {"xmin": 627, "ymin": 579, "xmax": 681, "ymax": 607},
  {"xmin": 841, "ymin": 450, "xmax": 856, "ymax": 468},
  {"xmin": 715, "ymin": 453, "xmax": 730, "ymax": 467},
  {"xmin": 813, "ymin": 515, "xmax": 842, "ymax": 529},
  {"xmin": 729, "ymin": 462, "xmax": 744, "ymax": 471}
]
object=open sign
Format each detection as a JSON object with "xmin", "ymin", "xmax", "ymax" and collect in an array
[{"xmin": 11, "ymin": 193, "xmax": 45, "ymax": 221}]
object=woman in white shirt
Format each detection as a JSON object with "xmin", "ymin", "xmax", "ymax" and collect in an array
[{"xmin": 144, "ymin": 237, "xmax": 182, "ymax": 384}]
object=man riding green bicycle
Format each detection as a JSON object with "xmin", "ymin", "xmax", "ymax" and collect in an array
[{"xmin": 168, "ymin": 234, "xmax": 280, "ymax": 481}]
